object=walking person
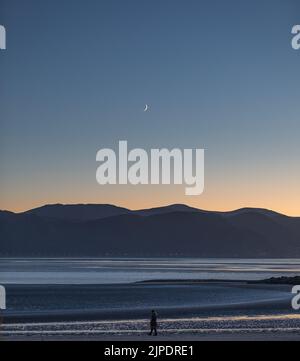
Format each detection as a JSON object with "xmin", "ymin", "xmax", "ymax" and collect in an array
[{"xmin": 149, "ymin": 310, "xmax": 158, "ymax": 336}]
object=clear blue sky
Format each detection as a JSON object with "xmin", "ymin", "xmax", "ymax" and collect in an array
[{"xmin": 0, "ymin": 0, "xmax": 300, "ymax": 214}]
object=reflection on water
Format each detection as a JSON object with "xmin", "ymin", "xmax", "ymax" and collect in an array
[
  {"xmin": 0, "ymin": 258, "xmax": 300, "ymax": 284},
  {"xmin": 2, "ymin": 313, "xmax": 300, "ymax": 337}
]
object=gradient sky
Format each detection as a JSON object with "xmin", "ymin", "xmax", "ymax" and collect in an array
[{"xmin": 0, "ymin": 0, "xmax": 300, "ymax": 215}]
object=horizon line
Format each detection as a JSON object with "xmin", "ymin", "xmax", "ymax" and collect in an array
[{"xmin": 1, "ymin": 202, "xmax": 298, "ymax": 218}]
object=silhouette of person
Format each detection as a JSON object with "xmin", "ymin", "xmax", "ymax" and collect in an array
[{"xmin": 149, "ymin": 310, "xmax": 158, "ymax": 336}]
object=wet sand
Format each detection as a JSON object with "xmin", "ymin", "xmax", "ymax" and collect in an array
[
  {"xmin": 1, "ymin": 281, "xmax": 299, "ymax": 341},
  {"xmin": 3, "ymin": 331, "xmax": 300, "ymax": 341}
]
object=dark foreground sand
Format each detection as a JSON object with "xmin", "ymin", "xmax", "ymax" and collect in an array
[
  {"xmin": 1, "ymin": 281, "xmax": 299, "ymax": 341},
  {"xmin": 3, "ymin": 331, "xmax": 300, "ymax": 341}
]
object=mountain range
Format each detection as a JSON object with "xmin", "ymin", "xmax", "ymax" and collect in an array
[{"xmin": 1, "ymin": 203, "xmax": 300, "ymax": 257}]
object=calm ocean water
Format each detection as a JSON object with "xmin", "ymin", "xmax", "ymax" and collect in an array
[
  {"xmin": 0, "ymin": 258, "xmax": 300, "ymax": 284},
  {"xmin": 1, "ymin": 258, "xmax": 299, "ymax": 338}
]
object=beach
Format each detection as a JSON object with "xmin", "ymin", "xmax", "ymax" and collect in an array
[
  {"xmin": 1, "ymin": 258, "xmax": 300, "ymax": 341},
  {"xmin": 1, "ymin": 280, "xmax": 300, "ymax": 341}
]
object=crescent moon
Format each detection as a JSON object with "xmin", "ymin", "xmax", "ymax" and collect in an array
[{"xmin": 144, "ymin": 104, "xmax": 149, "ymax": 112}]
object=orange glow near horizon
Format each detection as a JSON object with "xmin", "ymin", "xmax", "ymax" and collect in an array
[
  {"xmin": 1, "ymin": 162, "xmax": 300, "ymax": 216},
  {"xmin": 1, "ymin": 183, "xmax": 300, "ymax": 216},
  {"xmin": 3, "ymin": 200, "xmax": 300, "ymax": 217}
]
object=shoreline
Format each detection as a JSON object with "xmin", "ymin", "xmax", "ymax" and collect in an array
[
  {"xmin": 1, "ymin": 280, "xmax": 298, "ymax": 341},
  {"xmin": 1, "ymin": 281, "xmax": 294, "ymax": 324},
  {"xmin": 136, "ymin": 275, "xmax": 300, "ymax": 285}
]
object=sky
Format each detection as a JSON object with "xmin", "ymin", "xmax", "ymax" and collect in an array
[{"xmin": 0, "ymin": 0, "xmax": 300, "ymax": 215}]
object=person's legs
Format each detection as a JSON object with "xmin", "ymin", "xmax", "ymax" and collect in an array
[{"xmin": 154, "ymin": 326, "xmax": 157, "ymax": 336}]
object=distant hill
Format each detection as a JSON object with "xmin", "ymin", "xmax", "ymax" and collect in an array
[
  {"xmin": 22, "ymin": 203, "xmax": 204, "ymax": 220},
  {"xmin": 23, "ymin": 204, "xmax": 130, "ymax": 221},
  {"xmin": 1, "ymin": 204, "xmax": 300, "ymax": 257}
]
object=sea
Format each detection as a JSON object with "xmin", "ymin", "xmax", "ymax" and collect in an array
[
  {"xmin": 1, "ymin": 257, "xmax": 300, "ymax": 284},
  {"xmin": 0, "ymin": 258, "xmax": 299, "ymax": 339}
]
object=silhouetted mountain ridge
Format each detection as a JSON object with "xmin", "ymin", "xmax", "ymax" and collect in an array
[
  {"xmin": 0, "ymin": 204, "xmax": 299, "ymax": 257},
  {"xmin": 23, "ymin": 203, "xmax": 131, "ymax": 221}
]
